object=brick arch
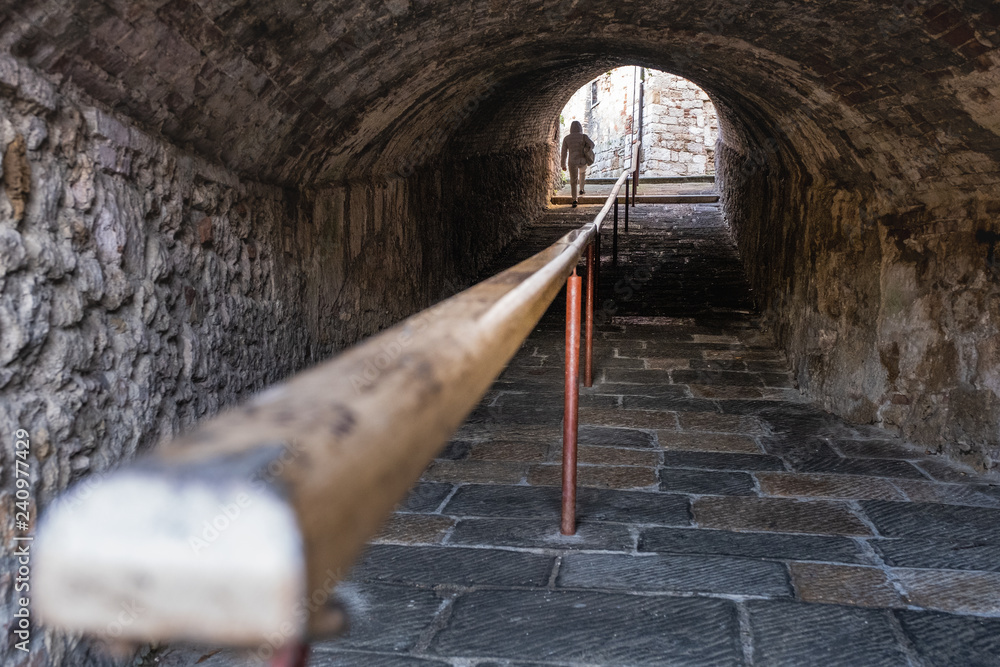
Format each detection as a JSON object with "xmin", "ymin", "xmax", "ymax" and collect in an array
[{"xmin": 10, "ymin": 2, "xmax": 996, "ymax": 186}]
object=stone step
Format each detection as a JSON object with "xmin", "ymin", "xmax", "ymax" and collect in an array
[
  {"xmin": 550, "ymin": 194, "xmax": 720, "ymax": 205},
  {"xmin": 584, "ymin": 175, "xmax": 716, "ymax": 184}
]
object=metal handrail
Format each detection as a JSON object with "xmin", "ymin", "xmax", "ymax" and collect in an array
[{"xmin": 34, "ymin": 157, "xmax": 640, "ymax": 652}]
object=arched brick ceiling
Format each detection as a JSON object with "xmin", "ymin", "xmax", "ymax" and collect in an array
[{"xmin": 5, "ymin": 0, "xmax": 999, "ymax": 189}]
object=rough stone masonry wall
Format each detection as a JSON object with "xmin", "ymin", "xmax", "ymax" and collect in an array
[
  {"xmin": 641, "ymin": 71, "xmax": 717, "ymax": 177},
  {"xmin": 0, "ymin": 54, "xmax": 548, "ymax": 666},
  {"xmin": 0, "ymin": 68, "xmax": 323, "ymax": 667},
  {"xmin": 717, "ymin": 91, "xmax": 1000, "ymax": 475}
]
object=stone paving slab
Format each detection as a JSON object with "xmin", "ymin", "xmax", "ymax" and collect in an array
[
  {"xmin": 589, "ymin": 381, "xmax": 690, "ymax": 397},
  {"xmin": 431, "ymin": 590, "xmax": 745, "ymax": 666},
  {"xmin": 423, "ymin": 460, "xmax": 527, "ymax": 484},
  {"xmin": 578, "ymin": 425, "xmax": 657, "ymax": 448},
  {"xmin": 788, "ymin": 562, "xmax": 904, "ymax": 608},
  {"xmin": 442, "ymin": 485, "xmax": 565, "ymax": 518},
  {"xmin": 351, "ymin": 545, "xmax": 555, "ymax": 588},
  {"xmin": 445, "ymin": 483, "xmax": 693, "ymax": 526},
  {"xmin": 570, "ymin": 446, "xmax": 660, "ymax": 466},
  {"xmin": 578, "ymin": 406, "xmax": 680, "ymax": 429},
  {"xmin": 893, "ymin": 569, "xmax": 1000, "ymax": 615},
  {"xmin": 755, "ymin": 472, "xmax": 907, "ymax": 501},
  {"xmin": 661, "ymin": 450, "xmax": 785, "ymax": 472},
  {"xmin": 895, "ymin": 610, "xmax": 1000, "ymax": 666},
  {"xmin": 687, "ymin": 384, "xmax": 776, "ymax": 400},
  {"xmin": 469, "ymin": 440, "xmax": 550, "ymax": 462},
  {"xmin": 447, "ymin": 517, "xmax": 635, "ymax": 551},
  {"xmin": 831, "ymin": 438, "xmax": 929, "ymax": 459},
  {"xmin": 677, "ymin": 412, "xmax": 767, "ymax": 434},
  {"xmin": 638, "ymin": 527, "xmax": 867, "ymax": 563},
  {"xmin": 309, "ymin": 650, "xmax": 450, "ymax": 666},
  {"xmin": 401, "ymin": 482, "xmax": 454, "ymax": 512},
  {"xmin": 915, "ymin": 458, "xmax": 981, "ymax": 483},
  {"xmin": 527, "ymin": 463, "xmax": 659, "ymax": 489},
  {"xmin": 324, "ymin": 583, "xmax": 445, "ymax": 652},
  {"xmin": 437, "ymin": 439, "xmax": 475, "ymax": 460},
  {"xmin": 558, "ymin": 552, "xmax": 791, "ymax": 596},
  {"xmin": 693, "ymin": 497, "xmax": 873, "ymax": 536},
  {"xmin": 891, "ymin": 479, "xmax": 1000, "ymax": 508},
  {"xmin": 672, "ymin": 369, "xmax": 768, "ymax": 387},
  {"xmin": 873, "ymin": 538, "xmax": 1000, "ymax": 572},
  {"xmin": 759, "ymin": 442, "xmax": 842, "ymax": 470},
  {"xmin": 620, "ymin": 396, "xmax": 722, "ymax": 413},
  {"xmin": 747, "ymin": 600, "xmax": 909, "ymax": 666},
  {"xmin": 860, "ymin": 500, "xmax": 1000, "ymax": 542},
  {"xmin": 656, "ymin": 431, "xmax": 761, "ymax": 453},
  {"xmin": 658, "ymin": 468, "xmax": 757, "ymax": 496},
  {"xmin": 790, "ymin": 455, "xmax": 927, "ymax": 479},
  {"xmin": 375, "ymin": 515, "xmax": 455, "ymax": 545},
  {"xmin": 973, "ymin": 483, "xmax": 1000, "ymax": 500}
]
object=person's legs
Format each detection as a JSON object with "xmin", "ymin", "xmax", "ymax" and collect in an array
[
  {"xmin": 569, "ymin": 164, "xmax": 579, "ymax": 204},
  {"xmin": 578, "ymin": 165, "xmax": 587, "ymax": 194}
]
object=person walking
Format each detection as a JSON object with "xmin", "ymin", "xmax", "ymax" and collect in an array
[{"xmin": 561, "ymin": 120, "xmax": 595, "ymax": 208}]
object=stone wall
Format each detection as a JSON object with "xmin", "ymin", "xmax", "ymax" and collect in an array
[
  {"xmin": 0, "ymin": 53, "xmax": 548, "ymax": 666},
  {"xmin": 641, "ymin": 71, "xmax": 718, "ymax": 177},
  {"xmin": 0, "ymin": 72, "xmax": 317, "ymax": 666},
  {"xmin": 716, "ymin": 95, "xmax": 1000, "ymax": 474},
  {"xmin": 559, "ymin": 68, "xmax": 717, "ymax": 178}
]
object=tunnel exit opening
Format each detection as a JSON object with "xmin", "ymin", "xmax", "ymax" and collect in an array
[{"xmin": 558, "ymin": 66, "xmax": 719, "ymax": 180}]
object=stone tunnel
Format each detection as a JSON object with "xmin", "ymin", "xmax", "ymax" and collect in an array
[{"xmin": 2, "ymin": 1, "xmax": 1000, "ymax": 666}]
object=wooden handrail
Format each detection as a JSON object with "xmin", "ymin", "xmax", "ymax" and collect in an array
[{"xmin": 34, "ymin": 167, "xmax": 635, "ymax": 648}]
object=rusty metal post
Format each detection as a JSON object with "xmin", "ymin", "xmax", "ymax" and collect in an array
[
  {"xmin": 635, "ymin": 77, "xmax": 643, "ymax": 202},
  {"xmin": 562, "ymin": 272, "xmax": 582, "ymax": 536},
  {"xmin": 613, "ymin": 196, "xmax": 619, "ymax": 271},
  {"xmin": 595, "ymin": 227, "xmax": 601, "ymax": 290},
  {"xmin": 624, "ymin": 177, "xmax": 630, "ymax": 233},
  {"xmin": 584, "ymin": 242, "xmax": 595, "ymax": 388},
  {"xmin": 271, "ymin": 642, "xmax": 310, "ymax": 667}
]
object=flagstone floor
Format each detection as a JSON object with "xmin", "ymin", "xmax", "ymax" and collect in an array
[{"xmin": 156, "ymin": 202, "xmax": 1000, "ymax": 667}]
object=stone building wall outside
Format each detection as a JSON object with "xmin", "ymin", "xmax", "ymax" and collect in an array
[
  {"xmin": 641, "ymin": 71, "xmax": 718, "ymax": 177},
  {"xmin": 0, "ymin": 53, "xmax": 548, "ymax": 667},
  {"xmin": 558, "ymin": 68, "xmax": 718, "ymax": 179}
]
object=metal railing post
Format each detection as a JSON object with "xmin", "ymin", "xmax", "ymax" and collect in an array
[
  {"xmin": 562, "ymin": 271, "xmax": 582, "ymax": 536},
  {"xmin": 271, "ymin": 642, "xmax": 310, "ymax": 667},
  {"xmin": 595, "ymin": 227, "xmax": 601, "ymax": 291},
  {"xmin": 613, "ymin": 196, "xmax": 619, "ymax": 271},
  {"xmin": 624, "ymin": 176, "xmax": 630, "ymax": 233},
  {"xmin": 584, "ymin": 242, "xmax": 595, "ymax": 388}
]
